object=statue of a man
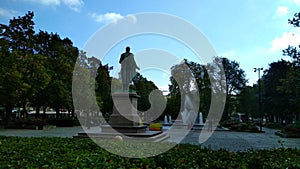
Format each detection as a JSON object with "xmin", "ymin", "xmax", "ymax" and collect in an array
[{"xmin": 119, "ymin": 46, "xmax": 139, "ymax": 91}]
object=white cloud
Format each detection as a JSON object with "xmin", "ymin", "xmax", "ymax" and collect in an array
[
  {"xmin": 89, "ymin": 12, "xmax": 125, "ymax": 24},
  {"xmin": 269, "ymin": 30, "xmax": 300, "ymax": 52},
  {"xmin": 89, "ymin": 12, "xmax": 137, "ymax": 24},
  {"xmin": 126, "ymin": 14, "xmax": 137, "ymax": 23},
  {"xmin": 294, "ymin": 0, "xmax": 300, "ymax": 6},
  {"xmin": 39, "ymin": 0, "xmax": 61, "ymax": 5},
  {"xmin": 61, "ymin": 0, "xmax": 84, "ymax": 12},
  {"xmin": 0, "ymin": 8, "xmax": 18, "ymax": 19},
  {"xmin": 276, "ymin": 6, "xmax": 288, "ymax": 17},
  {"xmin": 219, "ymin": 50, "xmax": 237, "ymax": 58},
  {"xmin": 26, "ymin": 0, "xmax": 83, "ymax": 12}
]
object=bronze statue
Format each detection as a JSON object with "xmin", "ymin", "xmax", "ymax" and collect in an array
[{"xmin": 119, "ymin": 46, "xmax": 139, "ymax": 91}]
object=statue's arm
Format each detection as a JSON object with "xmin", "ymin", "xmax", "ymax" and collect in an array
[{"xmin": 119, "ymin": 54, "xmax": 124, "ymax": 64}]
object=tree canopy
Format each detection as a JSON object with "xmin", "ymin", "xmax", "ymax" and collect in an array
[{"xmin": 0, "ymin": 12, "xmax": 78, "ymax": 125}]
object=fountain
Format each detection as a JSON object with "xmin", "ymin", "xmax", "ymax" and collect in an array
[
  {"xmin": 164, "ymin": 115, "xmax": 168, "ymax": 124},
  {"xmin": 198, "ymin": 112, "xmax": 204, "ymax": 126},
  {"xmin": 168, "ymin": 115, "xmax": 172, "ymax": 124},
  {"xmin": 180, "ymin": 94, "xmax": 196, "ymax": 126}
]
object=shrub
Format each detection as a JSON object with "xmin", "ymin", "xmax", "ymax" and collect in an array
[
  {"xmin": 265, "ymin": 122, "xmax": 285, "ymax": 129},
  {"xmin": 46, "ymin": 117, "xmax": 80, "ymax": 127},
  {"xmin": 221, "ymin": 120, "xmax": 259, "ymax": 132},
  {"xmin": 220, "ymin": 119, "xmax": 239, "ymax": 128},
  {"xmin": 0, "ymin": 136, "xmax": 299, "ymax": 168},
  {"xmin": 283, "ymin": 121, "xmax": 300, "ymax": 133},
  {"xmin": 4, "ymin": 117, "xmax": 47, "ymax": 129}
]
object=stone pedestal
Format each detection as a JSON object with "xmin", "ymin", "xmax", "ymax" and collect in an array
[
  {"xmin": 109, "ymin": 92, "xmax": 139, "ymax": 125},
  {"xmin": 103, "ymin": 92, "xmax": 147, "ymax": 133},
  {"xmin": 74, "ymin": 92, "xmax": 169, "ymax": 142}
]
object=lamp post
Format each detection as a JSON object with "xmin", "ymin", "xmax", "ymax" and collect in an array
[{"xmin": 254, "ymin": 67, "xmax": 263, "ymax": 132}]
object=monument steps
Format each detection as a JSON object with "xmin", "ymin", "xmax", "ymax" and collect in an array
[{"xmin": 73, "ymin": 130, "xmax": 169, "ymax": 142}]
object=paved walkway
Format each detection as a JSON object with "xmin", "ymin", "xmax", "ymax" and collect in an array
[
  {"xmin": 0, "ymin": 126, "xmax": 299, "ymax": 152},
  {"xmin": 182, "ymin": 127, "xmax": 300, "ymax": 151},
  {"xmin": 0, "ymin": 126, "xmax": 86, "ymax": 138}
]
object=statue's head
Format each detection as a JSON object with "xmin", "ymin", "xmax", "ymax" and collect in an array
[{"xmin": 126, "ymin": 46, "xmax": 130, "ymax": 52}]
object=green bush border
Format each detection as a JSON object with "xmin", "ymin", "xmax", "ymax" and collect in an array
[{"xmin": 0, "ymin": 136, "xmax": 299, "ymax": 168}]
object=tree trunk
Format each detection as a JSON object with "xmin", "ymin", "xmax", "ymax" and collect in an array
[
  {"xmin": 4, "ymin": 104, "xmax": 13, "ymax": 127},
  {"xmin": 43, "ymin": 106, "xmax": 47, "ymax": 119},
  {"xmin": 55, "ymin": 107, "xmax": 60, "ymax": 119},
  {"xmin": 71, "ymin": 109, "xmax": 75, "ymax": 118},
  {"xmin": 22, "ymin": 104, "xmax": 27, "ymax": 119},
  {"xmin": 35, "ymin": 106, "xmax": 40, "ymax": 118}
]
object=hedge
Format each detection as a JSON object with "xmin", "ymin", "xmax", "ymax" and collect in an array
[{"xmin": 0, "ymin": 136, "xmax": 299, "ymax": 168}]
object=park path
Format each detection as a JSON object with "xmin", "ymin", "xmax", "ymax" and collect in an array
[
  {"xmin": 0, "ymin": 126, "xmax": 86, "ymax": 138},
  {"xmin": 0, "ymin": 126, "xmax": 299, "ymax": 152},
  {"xmin": 182, "ymin": 127, "xmax": 300, "ymax": 151}
]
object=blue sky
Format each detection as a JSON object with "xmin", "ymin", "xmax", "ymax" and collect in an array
[{"xmin": 1, "ymin": 0, "xmax": 300, "ymax": 91}]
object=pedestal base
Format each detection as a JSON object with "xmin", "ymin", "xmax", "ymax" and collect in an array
[
  {"xmin": 73, "ymin": 129, "xmax": 169, "ymax": 142},
  {"xmin": 109, "ymin": 114, "xmax": 140, "ymax": 126},
  {"xmin": 102, "ymin": 124, "xmax": 147, "ymax": 133},
  {"xmin": 109, "ymin": 92, "xmax": 140, "ymax": 126},
  {"xmin": 74, "ymin": 92, "xmax": 169, "ymax": 142}
]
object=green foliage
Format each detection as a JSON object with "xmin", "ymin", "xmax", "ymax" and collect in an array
[
  {"xmin": 0, "ymin": 11, "xmax": 78, "ymax": 123},
  {"xmin": 46, "ymin": 117, "xmax": 80, "ymax": 127},
  {"xmin": 3, "ymin": 117, "xmax": 48, "ymax": 129},
  {"xmin": 0, "ymin": 11, "xmax": 37, "ymax": 124},
  {"xmin": 0, "ymin": 137, "xmax": 299, "ymax": 168},
  {"xmin": 217, "ymin": 57, "xmax": 247, "ymax": 118},
  {"xmin": 283, "ymin": 121, "xmax": 300, "ymax": 133},
  {"xmin": 288, "ymin": 12, "xmax": 300, "ymax": 27},
  {"xmin": 95, "ymin": 60, "xmax": 113, "ymax": 115},
  {"xmin": 167, "ymin": 58, "xmax": 247, "ymax": 120},
  {"xmin": 220, "ymin": 120, "xmax": 259, "ymax": 132},
  {"xmin": 167, "ymin": 59, "xmax": 212, "ymax": 118},
  {"xmin": 220, "ymin": 57, "xmax": 247, "ymax": 95},
  {"xmin": 292, "ymin": 121, "xmax": 300, "ymax": 128},
  {"xmin": 131, "ymin": 73, "xmax": 166, "ymax": 122},
  {"xmin": 283, "ymin": 12, "xmax": 300, "ymax": 63},
  {"xmin": 278, "ymin": 12, "xmax": 300, "ymax": 122},
  {"xmin": 262, "ymin": 60, "xmax": 292, "ymax": 122},
  {"xmin": 231, "ymin": 123, "xmax": 259, "ymax": 132},
  {"xmin": 265, "ymin": 122, "xmax": 285, "ymax": 129},
  {"xmin": 237, "ymin": 86, "xmax": 258, "ymax": 118}
]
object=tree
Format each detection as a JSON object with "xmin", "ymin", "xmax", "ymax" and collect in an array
[
  {"xmin": 169, "ymin": 59, "xmax": 196, "ymax": 95},
  {"xmin": 0, "ymin": 11, "xmax": 80, "ymax": 125},
  {"xmin": 237, "ymin": 86, "xmax": 258, "ymax": 119},
  {"xmin": 0, "ymin": 11, "xmax": 42, "ymax": 124},
  {"xmin": 262, "ymin": 60, "xmax": 291, "ymax": 123},
  {"xmin": 36, "ymin": 32, "xmax": 78, "ymax": 118},
  {"xmin": 279, "ymin": 12, "xmax": 300, "ymax": 121},
  {"xmin": 288, "ymin": 12, "xmax": 300, "ymax": 27},
  {"xmin": 25, "ymin": 54, "xmax": 51, "ymax": 117},
  {"xmin": 132, "ymin": 73, "xmax": 166, "ymax": 122},
  {"xmin": 283, "ymin": 12, "xmax": 300, "ymax": 63},
  {"xmin": 279, "ymin": 67, "xmax": 300, "ymax": 122},
  {"xmin": 220, "ymin": 57, "xmax": 247, "ymax": 95},
  {"xmin": 95, "ymin": 61, "xmax": 112, "ymax": 117},
  {"xmin": 0, "ymin": 50, "xmax": 23, "ymax": 124},
  {"xmin": 73, "ymin": 51, "xmax": 98, "ymax": 125},
  {"xmin": 167, "ymin": 59, "xmax": 210, "ymax": 119},
  {"xmin": 221, "ymin": 57, "xmax": 247, "ymax": 118}
]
